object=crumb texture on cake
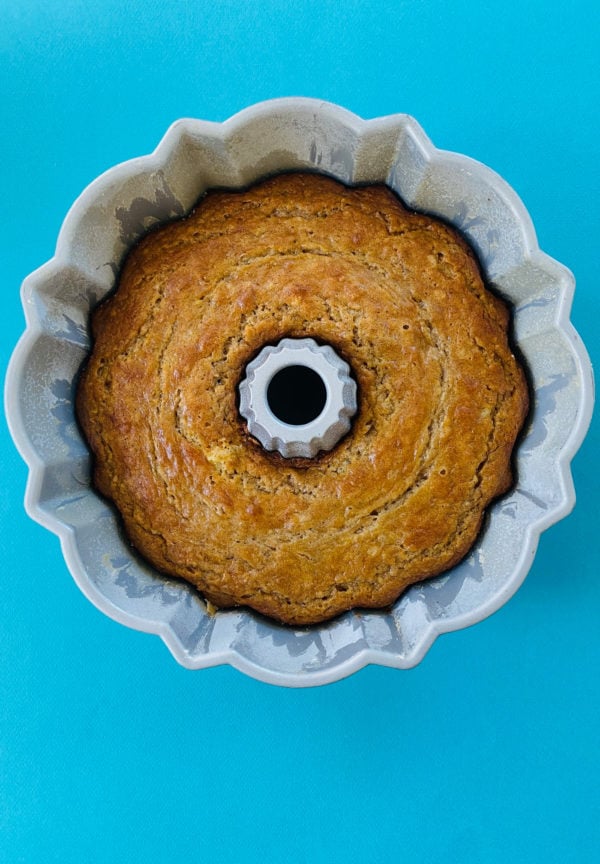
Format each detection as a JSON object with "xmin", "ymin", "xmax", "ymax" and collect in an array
[{"xmin": 76, "ymin": 173, "xmax": 529, "ymax": 625}]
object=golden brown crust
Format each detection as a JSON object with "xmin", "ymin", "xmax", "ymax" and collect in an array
[{"xmin": 76, "ymin": 173, "xmax": 529, "ymax": 625}]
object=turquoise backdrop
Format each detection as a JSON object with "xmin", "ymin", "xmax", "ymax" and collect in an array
[{"xmin": 1, "ymin": 2, "xmax": 598, "ymax": 862}]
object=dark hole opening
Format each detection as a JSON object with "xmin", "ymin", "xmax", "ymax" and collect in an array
[{"xmin": 266, "ymin": 364, "xmax": 327, "ymax": 425}]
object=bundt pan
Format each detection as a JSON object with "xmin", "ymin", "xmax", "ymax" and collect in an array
[{"xmin": 5, "ymin": 99, "xmax": 593, "ymax": 686}]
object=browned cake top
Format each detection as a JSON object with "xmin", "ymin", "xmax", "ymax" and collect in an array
[{"xmin": 76, "ymin": 172, "xmax": 529, "ymax": 625}]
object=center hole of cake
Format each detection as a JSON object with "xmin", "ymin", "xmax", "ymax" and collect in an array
[{"xmin": 266, "ymin": 364, "xmax": 327, "ymax": 426}]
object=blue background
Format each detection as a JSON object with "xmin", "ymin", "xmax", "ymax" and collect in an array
[{"xmin": 1, "ymin": 2, "xmax": 598, "ymax": 861}]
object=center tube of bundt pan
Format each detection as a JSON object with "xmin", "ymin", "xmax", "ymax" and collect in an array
[{"xmin": 238, "ymin": 337, "xmax": 357, "ymax": 459}]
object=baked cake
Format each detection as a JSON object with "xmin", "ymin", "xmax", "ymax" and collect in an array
[{"xmin": 76, "ymin": 172, "xmax": 529, "ymax": 625}]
